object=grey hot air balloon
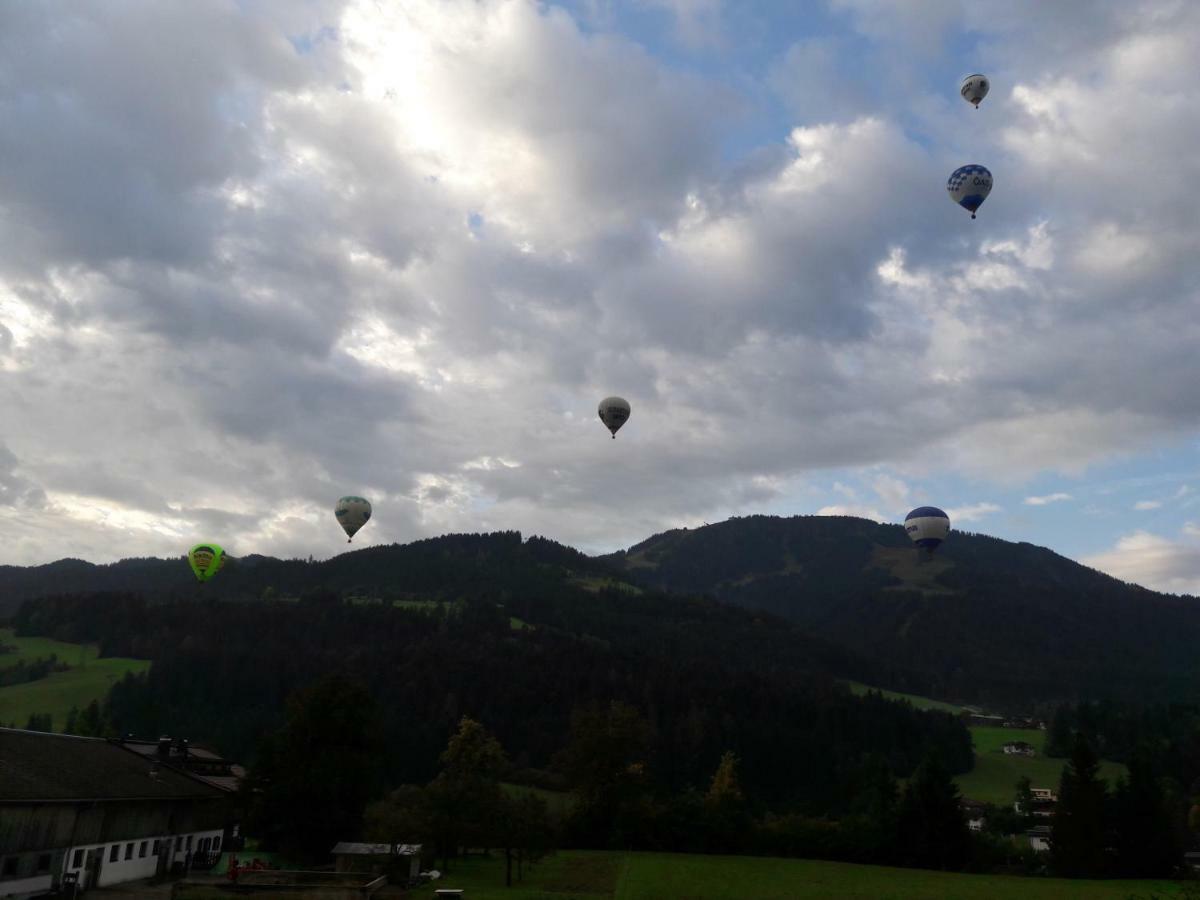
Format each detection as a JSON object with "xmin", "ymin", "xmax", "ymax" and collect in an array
[{"xmin": 598, "ymin": 396, "xmax": 631, "ymax": 439}]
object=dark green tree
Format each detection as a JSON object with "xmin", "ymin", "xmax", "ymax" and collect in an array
[
  {"xmin": 1050, "ymin": 732, "xmax": 1109, "ymax": 877},
  {"xmin": 23, "ymin": 712, "xmax": 52, "ymax": 732},
  {"xmin": 557, "ymin": 701, "xmax": 653, "ymax": 848},
  {"xmin": 425, "ymin": 717, "xmax": 509, "ymax": 870},
  {"xmin": 245, "ymin": 675, "xmax": 384, "ymax": 861},
  {"xmin": 1045, "ymin": 706, "xmax": 1074, "ymax": 757},
  {"xmin": 499, "ymin": 790, "xmax": 554, "ymax": 887},
  {"xmin": 895, "ymin": 754, "xmax": 971, "ymax": 870},
  {"xmin": 1112, "ymin": 751, "xmax": 1180, "ymax": 877}
]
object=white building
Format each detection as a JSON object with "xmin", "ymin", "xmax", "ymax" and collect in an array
[{"xmin": 0, "ymin": 728, "xmax": 232, "ymax": 900}]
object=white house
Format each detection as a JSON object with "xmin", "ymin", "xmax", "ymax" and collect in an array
[{"xmin": 1028, "ymin": 825, "xmax": 1052, "ymax": 852}]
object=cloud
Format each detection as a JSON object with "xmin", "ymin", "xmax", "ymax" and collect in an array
[
  {"xmin": 1024, "ymin": 492, "xmax": 1072, "ymax": 506},
  {"xmin": 817, "ymin": 504, "xmax": 885, "ymax": 523},
  {"xmin": 1134, "ymin": 500, "xmax": 1162, "ymax": 511},
  {"xmin": 945, "ymin": 503, "xmax": 1001, "ymax": 524},
  {"xmin": 1, "ymin": 1, "xmax": 1199, "ymax": 564},
  {"xmin": 1083, "ymin": 526, "xmax": 1200, "ymax": 595}
]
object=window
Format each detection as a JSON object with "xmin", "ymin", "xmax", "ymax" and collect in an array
[
  {"xmin": 36, "ymin": 855, "xmax": 51, "ymax": 874},
  {"xmin": 72, "ymin": 850, "xmax": 84, "ymax": 869},
  {"xmin": 125, "ymin": 843, "xmax": 134, "ymax": 861},
  {"xmin": 2, "ymin": 856, "xmax": 19, "ymax": 878},
  {"xmin": 175, "ymin": 837, "xmax": 183, "ymax": 852},
  {"xmin": 152, "ymin": 841, "xmax": 160, "ymax": 856},
  {"xmin": 139, "ymin": 842, "xmax": 148, "ymax": 859},
  {"xmin": 212, "ymin": 837, "xmax": 221, "ymax": 853},
  {"xmin": 109, "ymin": 846, "xmax": 119, "ymax": 863},
  {"xmin": 185, "ymin": 836, "xmax": 193, "ymax": 851}
]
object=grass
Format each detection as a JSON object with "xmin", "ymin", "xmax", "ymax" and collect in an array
[
  {"xmin": 386, "ymin": 851, "xmax": 1187, "ymax": 899},
  {"xmin": 422, "ymin": 850, "xmax": 618, "ymax": 899},
  {"xmin": 0, "ymin": 628, "xmax": 150, "ymax": 731},
  {"xmin": 612, "ymin": 852, "xmax": 1186, "ymax": 900},
  {"xmin": 956, "ymin": 726, "xmax": 1127, "ymax": 806},
  {"xmin": 845, "ymin": 681, "xmax": 967, "ymax": 714}
]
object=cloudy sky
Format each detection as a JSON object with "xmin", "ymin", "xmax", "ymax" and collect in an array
[{"xmin": 2, "ymin": 1, "xmax": 1199, "ymax": 593}]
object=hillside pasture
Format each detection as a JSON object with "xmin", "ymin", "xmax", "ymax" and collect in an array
[
  {"xmin": 0, "ymin": 628, "xmax": 150, "ymax": 730},
  {"xmin": 844, "ymin": 680, "xmax": 967, "ymax": 714},
  {"xmin": 956, "ymin": 726, "xmax": 1127, "ymax": 806}
]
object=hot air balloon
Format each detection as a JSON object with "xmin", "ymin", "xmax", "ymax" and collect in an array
[
  {"xmin": 904, "ymin": 507, "xmax": 950, "ymax": 556},
  {"xmin": 598, "ymin": 396, "xmax": 631, "ymax": 439},
  {"xmin": 335, "ymin": 496, "xmax": 372, "ymax": 542},
  {"xmin": 188, "ymin": 543, "xmax": 225, "ymax": 583},
  {"xmin": 960, "ymin": 73, "xmax": 990, "ymax": 108},
  {"xmin": 947, "ymin": 165, "xmax": 992, "ymax": 219}
]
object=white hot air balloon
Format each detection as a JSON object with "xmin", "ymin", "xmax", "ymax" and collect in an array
[
  {"xmin": 904, "ymin": 507, "xmax": 951, "ymax": 556},
  {"xmin": 598, "ymin": 396, "xmax": 631, "ymax": 439},
  {"xmin": 960, "ymin": 73, "xmax": 990, "ymax": 108},
  {"xmin": 335, "ymin": 495, "xmax": 372, "ymax": 542},
  {"xmin": 947, "ymin": 164, "xmax": 992, "ymax": 219}
]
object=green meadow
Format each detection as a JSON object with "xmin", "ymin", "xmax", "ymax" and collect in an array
[
  {"xmin": 403, "ymin": 850, "xmax": 1185, "ymax": 900},
  {"xmin": 0, "ymin": 627, "xmax": 150, "ymax": 731},
  {"xmin": 957, "ymin": 725, "xmax": 1127, "ymax": 806},
  {"xmin": 844, "ymin": 681, "xmax": 967, "ymax": 714}
]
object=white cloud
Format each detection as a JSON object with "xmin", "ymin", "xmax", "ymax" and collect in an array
[
  {"xmin": 1084, "ymin": 527, "xmax": 1200, "ymax": 595},
  {"xmin": 817, "ymin": 504, "xmax": 885, "ymax": 523},
  {"xmin": 1024, "ymin": 492, "xmax": 1072, "ymax": 506},
  {"xmin": 1134, "ymin": 500, "xmax": 1162, "ymax": 511},
  {"xmin": 945, "ymin": 503, "xmax": 1001, "ymax": 524},
  {"xmin": 1, "ymin": 1, "xmax": 1200, "ymax": 565}
]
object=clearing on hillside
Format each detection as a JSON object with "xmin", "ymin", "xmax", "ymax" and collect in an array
[{"xmin": 0, "ymin": 628, "xmax": 150, "ymax": 731}]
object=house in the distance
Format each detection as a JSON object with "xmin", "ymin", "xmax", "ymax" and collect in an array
[
  {"xmin": 0, "ymin": 728, "xmax": 232, "ymax": 900},
  {"xmin": 1014, "ymin": 787, "xmax": 1057, "ymax": 818},
  {"xmin": 961, "ymin": 799, "xmax": 987, "ymax": 832},
  {"xmin": 1028, "ymin": 825, "xmax": 1052, "ymax": 852},
  {"xmin": 1002, "ymin": 741, "xmax": 1036, "ymax": 757}
]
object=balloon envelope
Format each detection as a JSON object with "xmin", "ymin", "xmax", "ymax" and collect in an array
[
  {"xmin": 947, "ymin": 164, "xmax": 992, "ymax": 217},
  {"xmin": 335, "ymin": 496, "xmax": 372, "ymax": 541},
  {"xmin": 188, "ymin": 543, "xmax": 225, "ymax": 583},
  {"xmin": 904, "ymin": 507, "xmax": 951, "ymax": 553},
  {"xmin": 598, "ymin": 396, "xmax": 631, "ymax": 438},
  {"xmin": 960, "ymin": 73, "xmax": 990, "ymax": 107}
]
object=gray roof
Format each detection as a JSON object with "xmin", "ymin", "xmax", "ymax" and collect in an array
[
  {"xmin": 331, "ymin": 843, "xmax": 422, "ymax": 856},
  {"xmin": 0, "ymin": 728, "xmax": 227, "ymax": 803}
]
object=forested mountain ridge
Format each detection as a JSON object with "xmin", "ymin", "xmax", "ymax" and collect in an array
[
  {"xmin": 604, "ymin": 515, "xmax": 1200, "ymax": 705},
  {"xmin": 0, "ymin": 532, "xmax": 619, "ymax": 616},
  {"xmin": 6, "ymin": 518, "xmax": 1200, "ymax": 708}
]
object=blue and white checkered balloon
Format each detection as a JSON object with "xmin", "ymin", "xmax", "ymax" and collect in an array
[{"xmin": 947, "ymin": 164, "xmax": 992, "ymax": 219}]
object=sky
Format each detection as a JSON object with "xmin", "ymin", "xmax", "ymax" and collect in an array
[{"xmin": 2, "ymin": 1, "xmax": 1200, "ymax": 594}]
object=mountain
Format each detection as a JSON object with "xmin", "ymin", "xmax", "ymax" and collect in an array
[
  {"xmin": 604, "ymin": 515, "xmax": 1200, "ymax": 706},
  {"xmin": 5, "ymin": 532, "xmax": 971, "ymax": 814}
]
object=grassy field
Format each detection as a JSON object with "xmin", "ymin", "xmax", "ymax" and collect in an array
[
  {"xmin": 420, "ymin": 850, "xmax": 618, "ymax": 899},
  {"xmin": 394, "ymin": 851, "xmax": 1186, "ymax": 899},
  {"xmin": 0, "ymin": 628, "xmax": 151, "ymax": 730},
  {"xmin": 612, "ymin": 852, "xmax": 1186, "ymax": 900},
  {"xmin": 956, "ymin": 726, "xmax": 1128, "ymax": 806},
  {"xmin": 845, "ymin": 681, "xmax": 967, "ymax": 714}
]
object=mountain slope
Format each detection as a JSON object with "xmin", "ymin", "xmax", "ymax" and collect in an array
[{"xmin": 604, "ymin": 515, "xmax": 1200, "ymax": 705}]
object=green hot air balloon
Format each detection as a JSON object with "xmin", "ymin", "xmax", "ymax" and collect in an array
[{"xmin": 188, "ymin": 543, "xmax": 225, "ymax": 583}]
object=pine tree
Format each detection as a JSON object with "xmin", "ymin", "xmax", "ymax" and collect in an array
[
  {"xmin": 1050, "ymin": 732, "xmax": 1109, "ymax": 877},
  {"xmin": 1112, "ymin": 751, "xmax": 1180, "ymax": 877},
  {"xmin": 895, "ymin": 754, "xmax": 971, "ymax": 870}
]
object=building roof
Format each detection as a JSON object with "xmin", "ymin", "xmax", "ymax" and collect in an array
[
  {"xmin": 0, "ymin": 728, "xmax": 228, "ymax": 803},
  {"xmin": 331, "ymin": 843, "xmax": 423, "ymax": 857}
]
